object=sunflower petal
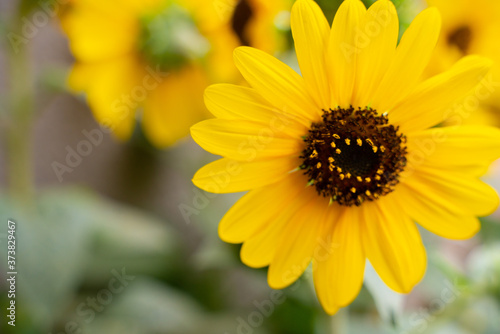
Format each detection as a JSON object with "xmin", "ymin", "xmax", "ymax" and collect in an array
[
  {"xmin": 62, "ymin": 5, "xmax": 138, "ymax": 62},
  {"xmin": 143, "ymin": 66, "xmax": 207, "ymax": 147},
  {"xmin": 371, "ymin": 8, "xmax": 441, "ymax": 112},
  {"xmin": 391, "ymin": 56, "xmax": 493, "ymax": 134},
  {"xmin": 193, "ymin": 157, "xmax": 299, "ymax": 193},
  {"xmin": 327, "ymin": 0, "xmax": 366, "ymax": 107},
  {"xmin": 313, "ymin": 205, "xmax": 364, "ymax": 314},
  {"xmin": 240, "ymin": 213, "xmax": 291, "ymax": 268},
  {"xmin": 218, "ymin": 173, "xmax": 307, "ymax": 243},
  {"xmin": 69, "ymin": 56, "xmax": 141, "ymax": 140},
  {"xmin": 362, "ymin": 198, "xmax": 426, "ymax": 293},
  {"xmin": 233, "ymin": 47, "xmax": 319, "ymax": 121},
  {"xmin": 291, "ymin": 0, "xmax": 331, "ymax": 107},
  {"xmin": 406, "ymin": 126, "xmax": 500, "ymax": 176},
  {"xmin": 268, "ymin": 191, "xmax": 329, "ymax": 289},
  {"xmin": 191, "ymin": 119, "xmax": 302, "ymax": 161},
  {"xmin": 204, "ymin": 84, "xmax": 308, "ymax": 137},
  {"xmin": 395, "ymin": 183, "xmax": 480, "ymax": 240},
  {"xmin": 240, "ymin": 189, "xmax": 313, "ymax": 268},
  {"xmin": 402, "ymin": 166, "xmax": 499, "ymax": 217},
  {"xmin": 353, "ymin": 0, "xmax": 399, "ymax": 107}
]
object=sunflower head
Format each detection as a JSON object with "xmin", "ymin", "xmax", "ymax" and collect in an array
[
  {"xmin": 193, "ymin": 0, "xmax": 500, "ymax": 315},
  {"xmin": 231, "ymin": 0, "xmax": 292, "ymax": 51},
  {"xmin": 59, "ymin": 0, "xmax": 223, "ymax": 146},
  {"xmin": 426, "ymin": 0, "xmax": 500, "ymax": 83},
  {"xmin": 425, "ymin": 0, "xmax": 500, "ymax": 126},
  {"xmin": 428, "ymin": 0, "xmax": 500, "ymax": 57}
]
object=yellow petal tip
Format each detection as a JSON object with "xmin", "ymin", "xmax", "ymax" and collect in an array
[{"xmin": 422, "ymin": 6, "xmax": 442, "ymax": 24}]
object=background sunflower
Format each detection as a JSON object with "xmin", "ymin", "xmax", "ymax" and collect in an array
[
  {"xmin": 60, "ymin": 0, "xmax": 292, "ymax": 147},
  {"xmin": 426, "ymin": 0, "xmax": 500, "ymax": 127}
]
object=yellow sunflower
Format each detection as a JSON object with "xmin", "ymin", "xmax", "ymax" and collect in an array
[
  {"xmin": 191, "ymin": 0, "xmax": 500, "ymax": 314},
  {"xmin": 60, "ymin": 0, "xmax": 290, "ymax": 147},
  {"xmin": 184, "ymin": 0, "xmax": 292, "ymax": 82},
  {"xmin": 426, "ymin": 0, "xmax": 500, "ymax": 125}
]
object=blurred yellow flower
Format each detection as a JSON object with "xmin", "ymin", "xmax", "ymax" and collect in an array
[
  {"xmin": 192, "ymin": 0, "xmax": 500, "ymax": 314},
  {"xmin": 60, "ymin": 0, "xmax": 291, "ymax": 147},
  {"xmin": 183, "ymin": 0, "xmax": 292, "ymax": 84},
  {"xmin": 426, "ymin": 0, "xmax": 500, "ymax": 125}
]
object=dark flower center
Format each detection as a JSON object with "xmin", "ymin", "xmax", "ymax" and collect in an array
[
  {"xmin": 300, "ymin": 107, "xmax": 407, "ymax": 206},
  {"xmin": 447, "ymin": 25, "xmax": 472, "ymax": 54},
  {"xmin": 232, "ymin": 0, "xmax": 254, "ymax": 46}
]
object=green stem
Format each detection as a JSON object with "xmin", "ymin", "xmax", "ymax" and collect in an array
[
  {"xmin": 330, "ymin": 309, "xmax": 348, "ymax": 334},
  {"xmin": 6, "ymin": 21, "xmax": 35, "ymax": 204}
]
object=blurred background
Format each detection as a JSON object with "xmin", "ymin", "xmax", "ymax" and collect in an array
[{"xmin": 0, "ymin": 0, "xmax": 500, "ymax": 333}]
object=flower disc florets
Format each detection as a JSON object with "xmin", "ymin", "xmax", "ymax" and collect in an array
[{"xmin": 301, "ymin": 107, "xmax": 407, "ymax": 206}]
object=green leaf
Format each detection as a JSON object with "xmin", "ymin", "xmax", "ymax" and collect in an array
[
  {"xmin": 83, "ymin": 278, "xmax": 206, "ymax": 334},
  {"xmin": 0, "ymin": 186, "xmax": 181, "ymax": 332}
]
